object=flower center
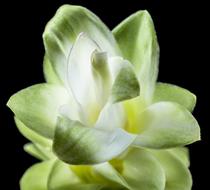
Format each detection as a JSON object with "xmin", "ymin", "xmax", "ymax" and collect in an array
[
  {"xmin": 87, "ymin": 103, "xmax": 101, "ymax": 126},
  {"xmin": 123, "ymin": 97, "xmax": 146, "ymax": 134}
]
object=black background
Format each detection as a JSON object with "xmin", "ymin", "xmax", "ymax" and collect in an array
[{"xmin": 1, "ymin": 0, "xmax": 209, "ymax": 189}]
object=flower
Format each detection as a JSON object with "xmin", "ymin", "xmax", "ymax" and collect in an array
[{"xmin": 7, "ymin": 5, "xmax": 200, "ymax": 190}]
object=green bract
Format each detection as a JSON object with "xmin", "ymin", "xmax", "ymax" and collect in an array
[{"xmin": 7, "ymin": 5, "xmax": 200, "ymax": 190}]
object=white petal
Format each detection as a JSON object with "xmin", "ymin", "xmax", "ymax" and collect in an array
[{"xmin": 67, "ymin": 33, "xmax": 103, "ymax": 125}]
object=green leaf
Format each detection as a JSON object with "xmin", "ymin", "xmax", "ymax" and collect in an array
[
  {"xmin": 122, "ymin": 148, "xmax": 165, "ymax": 190},
  {"xmin": 20, "ymin": 160, "xmax": 55, "ymax": 190},
  {"xmin": 133, "ymin": 101, "xmax": 200, "ymax": 149},
  {"xmin": 43, "ymin": 55, "xmax": 61, "ymax": 84},
  {"xmin": 15, "ymin": 117, "xmax": 52, "ymax": 147},
  {"xmin": 43, "ymin": 4, "xmax": 120, "ymax": 84},
  {"xmin": 111, "ymin": 62, "xmax": 140, "ymax": 103},
  {"xmin": 153, "ymin": 83, "xmax": 196, "ymax": 112},
  {"xmin": 24, "ymin": 143, "xmax": 55, "ymax": 160},
  {"xmin": 151, "ymin": 150, "xmax": 192, "ymax": 190},
  {"xmin": 113, "ymin": 10, "xmax": 159, "ymax": 103},
  {"xmin": 7, "ymin": 84, "xmax": 69, "ymax": 138},
  {"xmin": 53, "ymin": 116, "xmax": 135, "ymax": 165}
]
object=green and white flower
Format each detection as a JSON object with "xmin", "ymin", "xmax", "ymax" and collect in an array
[{"xmin": 7, "ymin": 5, "xmax": 200, "ymax": 190}]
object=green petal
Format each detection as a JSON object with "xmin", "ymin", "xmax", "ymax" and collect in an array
[
  {"xmin": 168, "ymin": 147, "xmax": 190, "ymax": 167},
  {"xmin": 43, "ymin": 5, "xmax": 120, "ymax": 84},
  {"xmin": 113, "ymin": 10, "xmax": 159, "ymax": 103},
  {"xmin": 49, "ymin": 184, "xmax": 103, "ymax": 190},
  {"xmin": 53, "ymin": 116, "xmax": 135, "ymax": 165},
  {"xmin": 108, "ymin": 56, "xmax": 129, "ymax": 79},
  {"xmin": 151, "ymin": 150, "xmax": 192, "ymax": 190},
  {"xmin": 24, "ymin": 143, "xmax": 46, "ymax": 160},
  {"xmin": 92, "ymin": 51, "xmax": 112, "ymax": 106},
  {"xmin": 7, "ymin": 84, "xmax": 69, "ymax": 139},
  {"xmin": 49, "ymin": 184, "xmax": 104, "ymax": 190},
  {"xmin": 20, "ymin": 160, "xmax": 55, "ymax": 190},
  {"xmin": 95, "ymin": 103, "xmax": 126, "ymax": 131},
  {"xmin": 48, "ymin": 160, "xmax": 106, "ymax": 190},
  {"xmin": 122, "ymin": 148, "xmax": 165, "ymax": 190},
  {"xmin": 24, "ymin": 143, "xmax": 55, "ymax": 160},
  {"xmin": 15, "ymin": 117, "xmax": 52, "ymax": 147},
  {"xmin": 153, "ymin": 83, "xmax": 196, "ymax": 112},
  {"xmin": 133, "ymin": 101, "xmax": 200, "ymax": 149},
  {"xmin": 47, "ymin": 160, "xmax": 81, "ymax": 190},
  {"xmin": 43, "ymin": 55, "xmax": 61, "ymax": 84},
  {"xmin": 93, "ymin": 162, "xmax": 129, "ymax": 188},
  {"xmin": 111, "ymin": 62, "xmax": 140, "ymax": 103}
]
